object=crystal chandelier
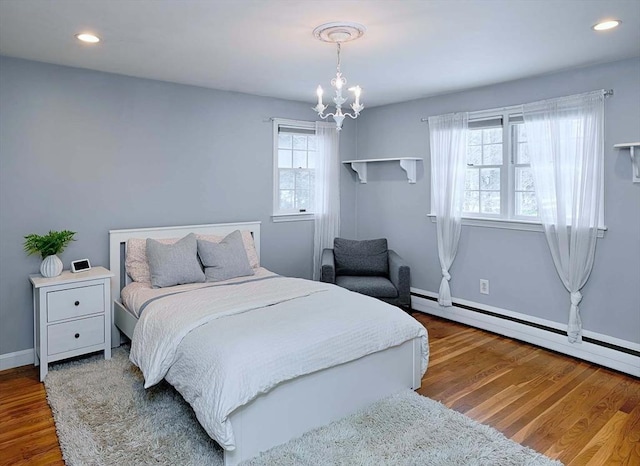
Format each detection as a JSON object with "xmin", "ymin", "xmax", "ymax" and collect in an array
[{"xmin": 312, "ymin": 22, "xmax": 366, "ymax": 131}]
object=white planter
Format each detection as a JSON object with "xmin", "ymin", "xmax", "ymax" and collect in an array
[{"xmin": 40, "ymin": 255, "xmax": 63, "ymax": 278}]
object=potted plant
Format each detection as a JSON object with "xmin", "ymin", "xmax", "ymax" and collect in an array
[{"xmin": 24, "ymin": 230, "xmax": 76, "ymax": 277}]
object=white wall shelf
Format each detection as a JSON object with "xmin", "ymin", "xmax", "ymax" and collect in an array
[
  {"xmin": 342, "ymin": 157, "xmax": 422, "ymax": 184},
  {"xmin": 614, "ymin": 142, "xmax": 640, "ymax": 183}
]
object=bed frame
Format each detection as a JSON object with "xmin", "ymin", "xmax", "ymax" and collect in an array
[{"xmin": 109, "ymin": 221, "xmax": 423, "ymax": 466}]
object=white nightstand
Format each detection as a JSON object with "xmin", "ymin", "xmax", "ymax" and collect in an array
[{"xmin": 30, "ymin": 266, "xmax": 114, "ymax": 381}]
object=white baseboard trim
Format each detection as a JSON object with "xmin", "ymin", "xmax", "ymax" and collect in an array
[
  {"xmin": 411, "ymin": 288, "xmax": 640, "ymax": 378},
  {"xmin": 0, "ymin": 348, "xmax": 35, "ymax": 372}
]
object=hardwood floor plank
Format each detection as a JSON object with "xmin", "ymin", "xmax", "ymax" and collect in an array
[{"xmin": 0, "ymin": 312, "xmax": 638, "ymax": 465}]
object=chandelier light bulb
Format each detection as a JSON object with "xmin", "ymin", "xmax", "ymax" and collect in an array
[
  {"xmin": 75, "ymin": 33, "xmax": 100, "ymax": 43},
  {"xmin": 592, "ymin": 20, "xmax": 621, "ymax": 31}
]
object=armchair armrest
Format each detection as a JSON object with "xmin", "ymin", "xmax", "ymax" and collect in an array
[
  {"xmin": 388, "ymin": 250, "xmax": 410, "ymax": 306},
  {"xmin": 320, "ymin": 248, "xmax": 336, "ymax": 283}
]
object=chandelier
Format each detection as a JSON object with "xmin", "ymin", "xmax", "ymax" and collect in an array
[{"xmin": 312, "ymin": 22, "xmax": 366, "ymax": 131}]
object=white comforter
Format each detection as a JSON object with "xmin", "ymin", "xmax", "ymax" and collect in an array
[{"xmin": 129, "ymin": 274, "xmax": 428, "ymax": 450}]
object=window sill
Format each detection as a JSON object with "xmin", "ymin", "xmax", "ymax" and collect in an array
[
  {"xmin": 272, "ymin": 213, "xmax": 315, "ymax": 223},
  {"xmin": 427, "ymin": 214, "xmax": 607, "ymax": 238}
]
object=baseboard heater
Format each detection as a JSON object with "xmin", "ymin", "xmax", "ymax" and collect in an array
[{"xmin": 411, "ymin": 291, "xmax": 640, "ymax": 359}]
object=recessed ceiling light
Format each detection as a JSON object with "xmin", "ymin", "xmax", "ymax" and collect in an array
[
  {"xmin": 75, "ymin": 33, "xmax": 100, "ymax": 43},
  {"xmin": 592, "ymin": 20, "xmax": 621, "ymax": 31}
]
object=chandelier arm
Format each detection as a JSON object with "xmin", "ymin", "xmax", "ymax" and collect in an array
[{"xmin": 317, "ymin": 112, "xmax": 337, "ymax": 119}]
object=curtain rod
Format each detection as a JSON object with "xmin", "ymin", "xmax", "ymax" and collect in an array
[{"xmin": 419, "ymin": 89, "xmax": 614, "ymax": 122}]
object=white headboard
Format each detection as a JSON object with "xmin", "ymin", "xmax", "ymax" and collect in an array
[{"xmin": 108, "ymin": 221, "xmax": 261, "ymax": 306}]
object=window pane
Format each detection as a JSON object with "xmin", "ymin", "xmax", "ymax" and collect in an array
[
  {"xmin": 307, "ymin": 151, "xmax": 316, "ymax": 169},
  {"xmin": 467, "ymin": 145, "xmax": 482, "ymax": 165},
  {"xmin": 293, "ymin": 150, "xmax": 307, "ymax": 168},
  {"xmin": 517, "ymin": 142, "xmax": 530, "ymax": 164},
  {"xmin": 464, "ymin": 191, "xmax": 479, "ymax": 213},
  {"xmin": 279, "ymin": 169, "xmax": 294, "ymax": 189},
  {"xmin": 469, "ymin": 130, "xmax": 482, "ymax": 146},
  {"xmin": 307, "ymin": 135, "xmax": 317, "ymax": 151},
  {"xmin": 480, "ymin": 191, "xmax": 501, "ymax": 214},
  {"xmin": 465, "ymin": 168, "xmax": 479, "ymax": 190},
  {"xmin": 516, "ymin": 192, "xmax": 538, "ymax": 217},
  {"xmin": 278, "ymin": 134, "xmax": 292, "ymax": 149},
  {"xmin": 309, "ymin": 170, "xmax": 316, "ymax": 192},
  {"xmin": 279, "ymin": 190, "xmax": 294, "ymax": 210},
  {"xmin": 484, "ymin": 128, "xmax": 502, "ymax": 144},
  {"xmin": 480, "ymin": 168, "xmax": 500, "ymax": 190},
  {"xmin": 295, "ymin": 190, "xmax": 311, "ymax": 210},
  {"xmin": 278, "ymin": 150, "xmax": 292, "ymax": 168},
  {"xmin": 483, "ymin": 143, "xmax": 503, "ymax": 165},
  {"xmin": 293, "ymin": 135, "xmax": 307, "ymax": 150},
  {"xmin": 516, "ymin": 167, "xmax": 535, "ymax": 191},
  {"xmin": 295, "ymin": 170, "xmax": 310, "ymax": 190}
]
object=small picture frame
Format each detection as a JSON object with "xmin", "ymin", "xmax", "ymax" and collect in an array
[{"xmin": 71, "ymin": 258, "xmax": 91, "ymax": 273}]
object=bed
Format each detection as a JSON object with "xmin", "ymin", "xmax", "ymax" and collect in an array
[{"xmin": 109, "ymin": 221, "xmax": 428, "ymax": 466}]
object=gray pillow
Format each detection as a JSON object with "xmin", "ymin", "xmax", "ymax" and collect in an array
[
  {"xmin": 197, "ymin": 230, "xmax": 254, "ymax": 282},
  {"xmin": 146, "ymin": 233, "xmax": 205, "ymax": 288},
  {"xmin": 334, "ymin": 237, "xmax": 388, "ymax": 276}
]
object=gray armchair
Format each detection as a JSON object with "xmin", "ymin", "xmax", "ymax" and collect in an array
[{"xmin": 320, "ymin": 238, "xmax": 411, "ymax": 310}]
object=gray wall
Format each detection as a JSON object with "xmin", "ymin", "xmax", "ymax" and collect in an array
[
  {"xmin": 0, "ymin": 56, "xmax": 357, "ymax": 355},
  {"xmin": 353, "ymin": 58, "xmax": 640, "ymax": 344}
]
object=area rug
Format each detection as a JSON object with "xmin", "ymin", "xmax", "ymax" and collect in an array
[{"xmin": 44, "ymin": 348, "xmax": 562, "ymax": 466}]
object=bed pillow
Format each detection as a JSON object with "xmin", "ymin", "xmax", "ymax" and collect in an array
[
  {"xmin": 125, "ymin": 229, "xmax": 259, "ymax": 283},
  {"xmin": 126, "ymin": 237, "xmax": 179, "ymax": 284},
  {"xmin": 198, "ymin": 231, "xmax": 260, "ymax": 269},
  {"xmin": 334, "ymin": 237, "xmax": 389, "ymax": 276},
  {"xmin": 197, "ymin": 230, "xmax": 254, "ymax": 282},
  {"xmin": 146, "ymin": 233, "xmax": 205, "ymax": 288}
]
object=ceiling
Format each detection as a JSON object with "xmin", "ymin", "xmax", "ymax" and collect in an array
[{"xmin": 1, "ymin": 0, "xmax": 638, "ymax": 108}]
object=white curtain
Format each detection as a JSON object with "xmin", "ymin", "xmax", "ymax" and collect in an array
[
  {"xmin": 313, "ymin": 122, "xmax": 341, "ymax": 280},
  {"xmin": 428, "ymin": 112, "xmax": 469, "ymax": 306},
  {"xmin": 523, "ymin": 90, "xmax": 605, "ymax": 343}
]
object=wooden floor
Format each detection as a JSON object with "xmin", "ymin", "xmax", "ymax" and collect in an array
[{"xmin": 0, "ymin": 313, "xmax": 638, "ymax": 465}]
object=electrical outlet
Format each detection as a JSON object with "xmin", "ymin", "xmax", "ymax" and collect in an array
[{"xmin": 480, "ymin": 279, "xmax": 490, "ymax": 295}]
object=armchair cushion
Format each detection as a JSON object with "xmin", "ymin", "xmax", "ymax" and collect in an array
[
  {"xmin": 333, "ymin": 238, "xmax": 388, "ymax": 276},
  {"xmin": 335, "ymin": 276, "xmax": 399, "ymax": 299}
]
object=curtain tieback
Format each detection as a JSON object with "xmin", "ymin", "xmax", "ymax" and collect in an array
[
  {"xmin": 570, "ymin": 291, "xmax": 582, "ymax": 307},
  {"xmin": 441, "ymin": 269, "xmax": 451, "ymax": 281}
]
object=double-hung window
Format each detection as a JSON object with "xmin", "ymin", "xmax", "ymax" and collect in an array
[
  {"xmin": 272, "ymin": 119, "xmax": 316, "ymax": 221},
  {"xmin": 462, "ymin": 112, "xmax": 538, "ymax": 222}
]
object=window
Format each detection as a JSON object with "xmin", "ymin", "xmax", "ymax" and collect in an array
[
  {"xmin": 273, "ymin": 119, "xmax": 317, "ymax": 220},
  {"xmin": 462, "ymin": 112, "xmax": 538, "ymax": 221}
]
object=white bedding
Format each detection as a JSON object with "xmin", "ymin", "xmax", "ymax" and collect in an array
[
  {"xmin": 122, "ymin": 267, "xmax": 276, "ymax": 317},
  {"xmin": 129, "ymin": 273, "xmax": 429, "ymax": 451}
]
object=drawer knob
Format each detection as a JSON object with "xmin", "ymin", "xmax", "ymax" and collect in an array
[
  {"xmin": 75, "ymin": 333, "xmax": 80, "ymax": 339},
  {"xmin": 74, "ymin": 301, "xmax": 80, "ymax": 306}
]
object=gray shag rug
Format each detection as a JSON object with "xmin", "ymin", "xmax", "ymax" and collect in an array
[{"xmin": 44, "ymin": 348, "xmax": 562, "ymax": 466}]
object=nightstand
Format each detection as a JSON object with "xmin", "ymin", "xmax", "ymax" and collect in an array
[{"xmin": 30, "ymin": 266, "xmax": 114, "ymax": 381}]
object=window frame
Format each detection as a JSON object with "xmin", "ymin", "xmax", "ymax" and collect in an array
[
  {"xmin": 429, "ymin": 107, "xmax": 606, "ymax": 236},
  {"xmin": 272, "ymin": 118, "xmax": 316, "ymax": 223}
]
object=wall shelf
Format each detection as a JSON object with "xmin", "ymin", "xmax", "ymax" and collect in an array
[
  {"xmin": 342, "ymin": 157, "xmax": 422, "ymax": 184},
  {"xmin": 614, "ymin": 143, "xmax": 640, "ymax": 183}
]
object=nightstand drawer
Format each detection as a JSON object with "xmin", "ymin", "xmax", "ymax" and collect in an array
[
  {"xmin": 47, "ymin": 315, "xmax": 105, "ymax": 355},
  {"xmin": 47, "ymin": 284, "xmax": 104, "ymax": 322}
]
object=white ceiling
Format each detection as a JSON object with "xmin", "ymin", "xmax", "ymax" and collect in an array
[{"xmin": 1, "ymin": 0, "xmax": 638, "ymax": 107}]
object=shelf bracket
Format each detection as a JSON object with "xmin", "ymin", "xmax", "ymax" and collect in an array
[
  {"xmin": 399, "ymin": 159, "xmax": 418, "ymax": 184},
  {"xmin": 614, "ymin": 143, "xmax": 640, "ymax": 183},
  {"xmin": 348, "ymin": 161, "xmax": 368, "ymax": 183},
  {"xmin": 630, "ymin": 146, "xmax": 640, "ymax": 183}
]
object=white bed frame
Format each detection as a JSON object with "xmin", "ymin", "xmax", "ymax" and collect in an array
[{"xmin": 109, "ymin": 221, "xmax": 423, "ymax": 466}]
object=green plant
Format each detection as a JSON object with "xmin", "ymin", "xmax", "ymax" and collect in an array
[{"xmin": 24, "ymin": 230, "xmax": 76, "ymax": 259}]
